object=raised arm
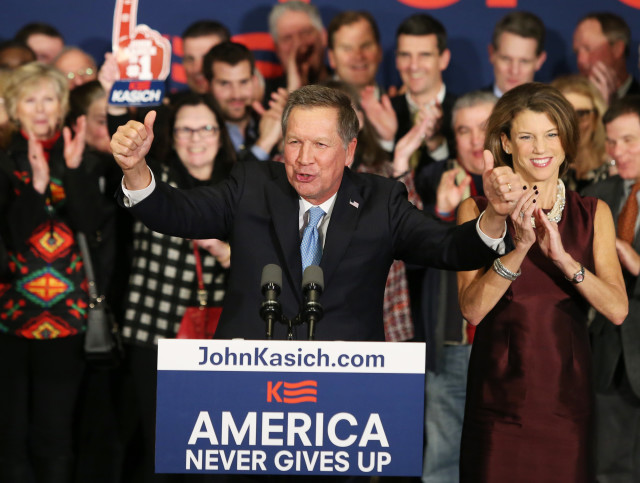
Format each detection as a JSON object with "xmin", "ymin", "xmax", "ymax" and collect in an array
[
  {"xmin": 534, "ymin": 199, "xmax": 627, "ymax": 324},
  {"xmin": 457, "ymin": 186, "xmax": 538, "ymax": 325},
  {"xmin": 110, "ymin": 110, "xmax": 156, "ymax": 190}
]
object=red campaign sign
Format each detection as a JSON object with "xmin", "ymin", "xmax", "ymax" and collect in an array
[{"xmin": 112, "ymin": 0, "xmax": 171, "ymax": 81}]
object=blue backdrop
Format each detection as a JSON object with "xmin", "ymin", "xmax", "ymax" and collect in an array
[{"xmin": 3, "ymin": 0, "xmax": 640, "ymax": 96}]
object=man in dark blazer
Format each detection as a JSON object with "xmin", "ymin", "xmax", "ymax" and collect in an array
[
  {"xmin": 583, "ymin": 96, "xmax": 640, "ymax": 482},
  {"xmin": 392, "ymin": 14, "xmax": 456, "ymax": 177},
  {"xmin": 574, "ymin": 12, "xmax": 640, "ymax": 104},
  {"xmin": 482, "ymin": 11, "xmax": 546, "ymax": 98},
  {"xmin": 111, "ymin": 85, "xmax": 521, "ymax": 343}
]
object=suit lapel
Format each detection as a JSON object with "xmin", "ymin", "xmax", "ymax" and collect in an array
[
  {"xmin": 264, "ymin": 166, "xmax": 303, "ymax": 299},
  {"xmin": 321, "ymin": 169, "xmax": 362, "ymax": 285}
]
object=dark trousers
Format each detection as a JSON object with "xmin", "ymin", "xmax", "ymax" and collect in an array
[
  {"xmin": 595, "ymin": 361, "xmax": 640, "ymax": 483},
  {"xmin": 118, "ymin": 344, "xmax": 219, "ymax": 483},
  {"xmin": 0, "ymin": 334, "xmax": 85, "ymax": 483}
]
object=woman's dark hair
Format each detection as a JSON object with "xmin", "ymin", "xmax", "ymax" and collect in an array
[
  {"xmin": 169, "ymin": 92, "xmax": 236, "ymax": 177},
  {"xmin": 485, "ymin": 82, "xmax": 578, "ymax": 178},
  {"xmin": 66, "ymin": 80, "xmax": 105, "ymax": 126}
]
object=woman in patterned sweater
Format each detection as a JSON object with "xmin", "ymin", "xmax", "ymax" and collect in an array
[{"xmin": 0, "ymin": 62, "xmax": 105, "ymax": 482}]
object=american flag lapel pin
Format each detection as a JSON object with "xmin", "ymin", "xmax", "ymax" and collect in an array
[{"xmin": 349, "ymin": 199, "xmax": 359, "ymax": 208}]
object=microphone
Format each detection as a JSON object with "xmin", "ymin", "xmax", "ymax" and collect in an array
[
  {"xmin": 301, "ymin": 265, "xmax": 324, "ymax": 341},
  {"xmin": 260, "ymin": 264, "xmax": 282, "ymax": 340}
]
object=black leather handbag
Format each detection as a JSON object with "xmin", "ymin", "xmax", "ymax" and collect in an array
[{"xmin": 77, "ymin": 232, "xmax": 123, "ymax": 366}]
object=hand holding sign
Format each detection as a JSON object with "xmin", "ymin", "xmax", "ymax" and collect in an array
[{"xmin": 110, "ymin": 0, "xmax": 171, "ymax": 106}]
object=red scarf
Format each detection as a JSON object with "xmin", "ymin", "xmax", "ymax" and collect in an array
[{"xmin": 20, "ymin": 130, "xmax": 61, "ymax": 162}]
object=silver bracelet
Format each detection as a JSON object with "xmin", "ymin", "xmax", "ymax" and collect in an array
[{"xmin": 492, "ymin": 257, "xmax": 521, "ymax": 282}]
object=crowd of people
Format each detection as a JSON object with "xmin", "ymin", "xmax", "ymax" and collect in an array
[{"xmin": 1, "ymin": 3, "xmax": 639, "ymax": 483}]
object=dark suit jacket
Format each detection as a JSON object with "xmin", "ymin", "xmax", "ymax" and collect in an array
[
  {"xmin": 623, "ymin": 76, "xmax": 640, "ymax": 98},
  {"xmin": 412, "ymin": 159, "xmax": 486, "ymax": 371},
  {"xmin": 124, "ymin": 161, "xmax": 499, "ymax": 342},
  {"xmin": 584, "ymin": 176, "xmax": 640, "ymax": 398},
  {"xmin": 391, "ymin": 91, "xmax": 457, "ymax": 176}
]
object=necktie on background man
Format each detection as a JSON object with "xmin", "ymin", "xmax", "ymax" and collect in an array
[
  {"xmin": 618, "ymin": 182, "xmax": 640, "ymax": 243},
  {"xmin": 301, "ymin": 206, "xmax": 325, "ymax": 273}
]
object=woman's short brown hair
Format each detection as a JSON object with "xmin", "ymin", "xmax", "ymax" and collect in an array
[{"xmin": 485, "ymin": 82, "xmax": 579, "ymax": 177}]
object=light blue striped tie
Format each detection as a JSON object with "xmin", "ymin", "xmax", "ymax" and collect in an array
[{"xmin": 301, "ymin": 206, "xmax": 325, "ymax": 273}]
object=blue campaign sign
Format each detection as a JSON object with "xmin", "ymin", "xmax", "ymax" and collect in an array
[{"xmin": 156, "ymin": 340, "xmax": 426, "ymax": 476}]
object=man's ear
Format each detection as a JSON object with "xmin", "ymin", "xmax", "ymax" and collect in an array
[
  {"xmin": 345, "ymin": 137, "xmax": 357, "ymax": 167},
  {"xmin": 611, "ymin": 39, "xmax": 625, "ymax": 61},
  {"xmin": 534, "ymin": 51, "xmax": 547, "ymax": 72},
  {"xmin": 328, "ymin": 48, "xmax": 336, "ymax": 70},
  {"xmin": 439, "ymin": 48, "xmax": 451, "ymax": 72}
]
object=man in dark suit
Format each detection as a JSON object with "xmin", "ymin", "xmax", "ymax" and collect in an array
[
  {"xmin": 583, "ymin": 96, "xmax": 640, "ymax": 482},
  {"xmin": 391, "ymin": 14, "xmax": 456, "ymax": 178},
  {"xmin": 483, "ymin": 11, "xmax": 546, "ymax": 98},
  {"xmin": 573, "ymin": 12, "xmax": 640, "ymax": 105},
  {"xmin": 111, "ymin": 85, "xmax": 521, "ymax": 343}
]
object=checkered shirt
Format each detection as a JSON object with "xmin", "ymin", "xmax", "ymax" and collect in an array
[{"xmin": 121, "ymin": 167, "xmax": 228, "ymax": 347}]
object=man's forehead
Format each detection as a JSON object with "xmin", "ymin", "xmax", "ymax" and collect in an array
[
  {"xmin": 277, "ymin": 11, "xmax": 316, "ymax": 34},
  {"xmin": 286, "ymin": 106, "xmax": 339, "ymax": 132},
  {"xmin": 397, "ymin": 33, "xmax": 438, "ymax": 51},
  {"xmin": 575, "ymin": 19, "xmax": 607, "ymax": 42},
  {"xmin": 608, "ymin": 113, "xmax": 640, "ymax": 134},
  {"xmin": 495, "ymin": 32, "xmax": 539, "ymax": 54},
  {"xmin": 212, "ymin": 60, "xmax": 252, "ymax": 78},
  {"xmin": 184, "ymin": 34, "xmax": 223, "ymax": 52}
]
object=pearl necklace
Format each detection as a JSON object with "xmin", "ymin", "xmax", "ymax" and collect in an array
[{"xmin": 531, "ymin": 179, "xmax": 566, "ymax": 228}]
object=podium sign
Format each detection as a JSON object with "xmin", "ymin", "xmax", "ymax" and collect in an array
[{"xmin": 156, "ymin": 339, "xmax": 426, "ymax": 476}]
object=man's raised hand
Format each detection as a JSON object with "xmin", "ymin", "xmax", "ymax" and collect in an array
[{"xmin": 111, "ymin": 110, "xmax": 156, "ymax": 189}]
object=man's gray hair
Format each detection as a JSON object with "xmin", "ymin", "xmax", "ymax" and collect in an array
[
  {"xmin": 269, "ymin": 1, "xmax": 324, "ymax": 42},
  {"xmin": 282, "ymin": 85, "xmax": 359, "ymax": 149},
  {"xmin": 451, "ymin": 90, "xmax": 498, "ymax": 128}
]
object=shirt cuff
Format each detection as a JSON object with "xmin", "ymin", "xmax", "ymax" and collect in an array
[
  {"xmin": 379, "ymin": 138, "xmax": 395, "ymax": 153},
  {"xmin": 476, "ymin": 210, "xmax": 506, "ymax": 255},
  {"xmin": 429, "ymin": 140, "xmax": 449, "ymax": 162},
  {"xmin": 121, "ymin": 167, "xmax": 156, "ymax": 207},
  {"xmin": 250, "ymin": 144, "xmax": 270, "ymax": 161}
]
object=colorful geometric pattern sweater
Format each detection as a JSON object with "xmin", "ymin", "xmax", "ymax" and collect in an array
[{"xmin": 0, "ymin": 134, "xmax": 100, "ymax": 339}]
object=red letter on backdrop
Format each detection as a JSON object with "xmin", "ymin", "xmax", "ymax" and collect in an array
[
  {"xmin": 617, "ymin": 0, "xmax": 640, "ymax": 8},
  {"xmin": 397, "ymin": 0, "xmax": 518, "ymax": 7},
  {"xmin": 486, "ymin": 0, "xmax": 517, "ymax": 6},
  {"xmin": 396, "ymin": 0, "xmax": 460, "ymax": 8}
]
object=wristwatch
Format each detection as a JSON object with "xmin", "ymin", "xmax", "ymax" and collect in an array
[{"xmin": 566, "ymin": 265, "xmax": 585, "ymax": 284}]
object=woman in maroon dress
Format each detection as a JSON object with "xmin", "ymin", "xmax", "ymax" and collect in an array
[{"xmin": 456, "ymin": 83, "xmax": 627, "ymax": 482}]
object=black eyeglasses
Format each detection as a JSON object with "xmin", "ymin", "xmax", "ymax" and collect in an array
[
  {"xmin": 575, "ymin": 108, "xmax": 596, "ymax": 119},
  {"xmin": 173, "ymin": 125, "xmax": 220, "ymax": 140}
]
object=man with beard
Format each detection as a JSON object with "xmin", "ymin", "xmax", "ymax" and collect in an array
[{"xmin": 203, "ymin": 41, "xmax": 285, "ymax": 161}]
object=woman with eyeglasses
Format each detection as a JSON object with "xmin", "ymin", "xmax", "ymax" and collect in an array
[
  {"xmin": 552, "ymin": 75, "xmax": 614, "ymax": 193},
  {"xmin": 117, "ymin": 93, "xmax": 235, "ymax": 482}
]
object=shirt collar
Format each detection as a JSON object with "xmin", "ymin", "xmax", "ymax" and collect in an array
[{"xmin": 406, "ymin": 83, "xmax": 446, "ymax": 114}]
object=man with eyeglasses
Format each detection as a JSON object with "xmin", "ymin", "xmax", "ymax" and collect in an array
[
  {"xmin": 53, "ymin": 46, "xmax": 97, "ymax": 90},
  {"xmin": 203, "ymin": 41, "xmax": 285, "ymax": 162}
]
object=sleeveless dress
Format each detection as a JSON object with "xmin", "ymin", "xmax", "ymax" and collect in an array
[{"xmin": 460, "ymin": 191, "xmax": 598, "ymax": 483}]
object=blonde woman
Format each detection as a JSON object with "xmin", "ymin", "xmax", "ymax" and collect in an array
[
  {"xmin": 552, "ymin": 74, "xmax": 614, "ymax": 192},
  {"xmin": 0, "ymin": 62, "xmax": 102, "ymax": 482}
]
